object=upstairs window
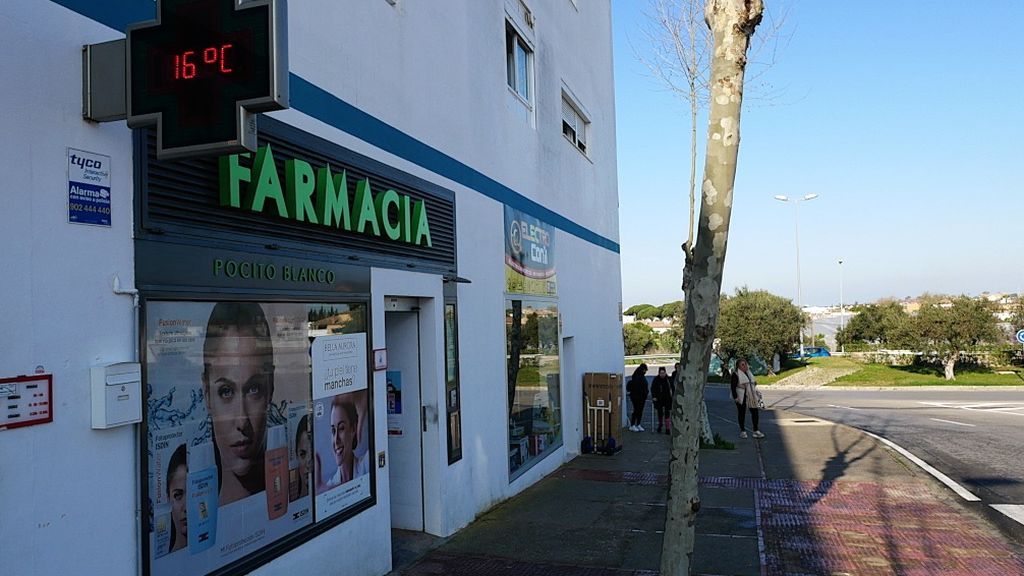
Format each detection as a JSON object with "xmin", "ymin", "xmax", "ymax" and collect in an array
[
  {"xmin": 561, "ymin": 94, "xmax": 589, "ymax": 155},
  {"xmin": 506, "ymin": 21, "xmax": 533, "ymax": 105}
]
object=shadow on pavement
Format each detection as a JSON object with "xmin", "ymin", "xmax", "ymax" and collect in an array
[
  {"xmin": 745, "ymin": 386, "xmax": 1024, "ymax": 575},
  {"xmin": 390, "ymin": 378, "xmax": 1024, "ymax": 575}
]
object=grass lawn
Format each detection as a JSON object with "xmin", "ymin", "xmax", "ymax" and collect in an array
[
  {"xmin": 758, "ymin": 363, "xmax": 808, "ymax": 384},
  {"xmin": 832, "ymin": 362, "xmax": 1024, "ymax": 387}
]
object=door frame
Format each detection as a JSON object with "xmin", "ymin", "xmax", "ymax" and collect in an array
[
  {"xmin": 372, "ymin": 267, "xmax": 446, "ymax": 537},
  {"xmin": 385, "ymin": 305, "xmax": 425, "ymax": 531}
]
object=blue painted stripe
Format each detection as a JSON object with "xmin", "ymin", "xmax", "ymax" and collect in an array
[
  {"xmin": 50, "ymin": 0, "xmax": 620, "ymax": 253},
  {"xmin": 289, "ymin": 76, "xmax": 619, "ymax": 253},
  {"xmin": 51, "ymin": 0, "xmax": 153, "ymax": 30}
]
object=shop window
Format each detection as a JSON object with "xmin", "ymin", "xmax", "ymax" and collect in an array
[
  {"xmin": 506, "ymin": 299, "xmax": 561, "ymax": 478},
  {"xmin": 506, "ymin": 20, "xmax": 533, "ymax": 107},
  {"xmin": 444, "ymin": 302, "xmax": 463, "ymax": 464},
  {"xmin": 144, "ymin": 300, "xmax": 372, "ymax": 576}
]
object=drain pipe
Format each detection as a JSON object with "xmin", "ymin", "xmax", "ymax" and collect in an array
[
  {"xmin": 112, "ymin": 274, "xmax": 140, "ymax": 360},
  {"xmin": 112, "ymin": 273, "xmax": 141, "ymax": 576}
]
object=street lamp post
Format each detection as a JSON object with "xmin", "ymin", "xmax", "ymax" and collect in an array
[
  {"xmin": 838, "ymin": 259, "xmax": 844, "ymax": 354},
  {"xmin": 774, "ymin": 193, "xmax": 819, "ymax": 357}
]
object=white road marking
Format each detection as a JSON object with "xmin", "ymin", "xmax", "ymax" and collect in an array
[
  {"xmin": 918, "ymin": 401, "xmax": 1024, "ymax": 417},
  {"xmin": 929, "ymin": 418, "xmax": 975, "ymax": 427},
  {"xmin": 862, "ymin": 430, "xmax": 981, "ymax": 502},
  {"xmin": 991, "ymin": 505, "xmax": 1024, "ymax": 527},
  {"xmin": 827, "ymin": 404, "xmax": 860, "ymax": 411}
]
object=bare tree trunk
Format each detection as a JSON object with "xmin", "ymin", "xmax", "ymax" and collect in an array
[
  {"xmin": 698, "ymin": 400, "xmax": 713, "ymax": 444},
  {"xmin": 687, "ymin": 91, "xmax": 698, "ymax": 251},
  {"xmin": 662, "ymin": 2, "xmax": 763, "ymax": 574},
  {"xmin": 689, "ymin": 78, "xmax": 716, "ymax": 448},
  {"xmin": 943, "ymin": 354, "xmax": 957, "ymax": 381}
]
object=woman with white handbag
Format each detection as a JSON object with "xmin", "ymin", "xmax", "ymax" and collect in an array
[{"xmin": 730, "ymin": 358, "xmax": 765, "ymax": 439}]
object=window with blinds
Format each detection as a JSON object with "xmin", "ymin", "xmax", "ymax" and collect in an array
[{"xmin": 561, "ymin": 95, "xmax": 588, "ymax": 155}]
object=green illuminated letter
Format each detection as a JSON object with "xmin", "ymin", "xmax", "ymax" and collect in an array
[
  {"xmin": 400, "ymin": 195, "xmax": 412, "ymax": 243},
  {"xmin": 353, "ymin": 178, "xmax": 380, "ymax": 237},
  {"xmin": 285, "ymin": 159, "xmax": 318, "ymax": 224},
  {"xmin": 219, "ymin": 153, "xmax": 251, "ymax": 208},
  {"xmin": 316, "ymin": 167, "xmax": 351, "ymax": 230},
  {"xmin": 249, "ymin": 145, "xmax": 288, "ymax": 218},
  {"xmin": 412, "ymin": 200, "xmax": 432, "ymax": 247},
  {"xmin": 375, "ymin": 189, "xmax": 402, "ymax": 241}
]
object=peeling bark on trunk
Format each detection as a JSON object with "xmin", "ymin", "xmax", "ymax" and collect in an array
[
  {"xmin": 662, "ymin": 1, "xmax": 763, "ymax": 574},
  {"xmin": 682, "ymin": 244, "xmax": 716, "ymax": 447},
  {"xmin": 944, "ymin": 355, "xmax": 957, "ymax": 381}
]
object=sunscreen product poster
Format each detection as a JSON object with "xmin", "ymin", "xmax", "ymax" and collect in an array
[{"xmin": 145, "ymin": 301, "xmax": 371, "ymax": 576}]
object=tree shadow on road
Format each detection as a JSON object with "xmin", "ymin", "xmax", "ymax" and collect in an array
[{"xmin": 751, "ymin": 403, "xmax": 1024, "ymax": 574}]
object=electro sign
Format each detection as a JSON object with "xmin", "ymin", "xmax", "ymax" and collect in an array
[{"xmin": 127, "ymin": 0, "xmax": 288, "ymax": 160}]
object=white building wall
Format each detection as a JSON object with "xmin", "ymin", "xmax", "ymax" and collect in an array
[
  {"xmin": 1, "ymin": 1, "xmax": 621, "ymax": 575},
  {"xmin": 0, "ymin": 2, "xmax": 138, "ymax": 575},
  {"xmin": 289, "ymin": 0, "xmax": 618, "ymax": 242}
]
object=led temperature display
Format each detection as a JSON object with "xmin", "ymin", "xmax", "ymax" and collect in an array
[
  {"xmin": 172, "ymin": 44, "xmax": 234, "ymax": 80},
  {"xmin": 127, "ymin": 0, "xmax": 287, "ymax": 159}
]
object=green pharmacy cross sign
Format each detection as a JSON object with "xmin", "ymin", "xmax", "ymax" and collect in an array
[{"xmin": 127, "ymin": 0, "xmax": 288, "ymax": 159}]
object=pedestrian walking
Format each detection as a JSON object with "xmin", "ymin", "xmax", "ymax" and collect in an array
[
  {"xmin": 730, "ymin": 358, "xmax": 764, "ymax": 439},
  {"xmin": 626, "ymin": 363, "xmax": 649, "ymax": 432},
  {"xmin": 650, "ymin": 366, "xmax": 672, "ymax": 434}
]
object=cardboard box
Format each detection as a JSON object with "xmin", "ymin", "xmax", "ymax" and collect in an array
[{"xmin": 583, "ymin": 372, "xmax": 624, "ymax": 447}]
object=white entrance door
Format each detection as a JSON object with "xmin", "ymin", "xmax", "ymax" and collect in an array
[{"xmin": 385, "ymin": 310, "xmax": 424, "ymax": 531}]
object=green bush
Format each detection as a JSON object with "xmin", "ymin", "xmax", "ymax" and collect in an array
[{"xmin": 700, "ymin": 433, "xmax": 735, "ymax": 450}]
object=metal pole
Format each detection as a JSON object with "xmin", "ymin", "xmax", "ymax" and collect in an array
[
  {"xmin": 838, "ymin": 259, "xmax": 844, "ymax": 353},
  {"xmin": 794, "ymin": 201, "xmax": 804, "ymax": 357}
]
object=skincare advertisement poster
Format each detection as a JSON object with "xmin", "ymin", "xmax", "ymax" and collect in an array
[
  {"xmin": 145, "ymin": 302, "xmax": 370, "ymax": 576},
  {"xmin": 311, "ymin": 333, "xmax": 372, "ymax": 521}
]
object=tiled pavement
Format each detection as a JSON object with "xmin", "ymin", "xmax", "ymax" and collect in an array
[{"xmin": 391, "ymin": 387, "xmax": 1024, "ymax": 575}]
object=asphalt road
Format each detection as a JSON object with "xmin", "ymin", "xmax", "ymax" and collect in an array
[{"xmin": 758, "ymin": 386, "xmax": 1024, "ymax": 542}]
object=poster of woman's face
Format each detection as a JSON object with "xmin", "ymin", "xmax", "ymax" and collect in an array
[
  {"xmin": 201, "ymin": 302, "xmax": 276, "ymax": 505},
  {"xmin": 167, "ymin": 444, "xmax": 188, "ymax": 554},
  {"xmin": 290, "ymin": 411, "xmax": 312, "ymax": 501},
  {"xmin": 310, "ymin": 333, "xmax": 371, "ymax": 521},
  {"xmin": 146, "ymin": 301, "xmax": 343, "ymax": 576},
  {"xmin": 313, "ymin": 387, "xmax": 370, "ymax": 485}
]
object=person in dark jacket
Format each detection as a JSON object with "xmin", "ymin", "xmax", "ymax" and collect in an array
[
  {"xmin": 626, "ymin": 363, "xmax": 649, "ymax": 432},
  {"xmin": 650, "ymin": 367, "xmax": 673, "ymax": 434}
]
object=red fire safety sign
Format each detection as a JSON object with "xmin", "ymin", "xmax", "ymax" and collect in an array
[{"xmin": 0, "ymin": 374, "xmax": 53, "ymax": 431}]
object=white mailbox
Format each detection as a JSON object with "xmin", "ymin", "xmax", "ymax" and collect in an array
[{"xmin": 91, "ymin": 362, "xmax": 142, "ymax": 429}]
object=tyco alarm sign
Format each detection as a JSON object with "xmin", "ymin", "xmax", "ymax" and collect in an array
[{"xmin": 68, "ymin": 148, "xmax": 111, "ymax": 226}]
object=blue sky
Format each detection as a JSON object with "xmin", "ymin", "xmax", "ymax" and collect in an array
[{"xmin": 613, "ymin": 1, "xmax": 1024, "ymax": 308}]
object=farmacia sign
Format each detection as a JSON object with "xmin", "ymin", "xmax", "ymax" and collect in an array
[{"xmin": 220, "ymin": 145, "xmax": 432, "ymax": 247}]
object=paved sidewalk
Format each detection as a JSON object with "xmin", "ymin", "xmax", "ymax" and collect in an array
[{"xmin": 391, "ymin": 386, "xmax": 1024, "ymax": 575}]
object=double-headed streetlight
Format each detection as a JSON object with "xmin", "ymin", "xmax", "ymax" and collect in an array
[{"xmin": 774, "ymin": 193, "xmax": 819, "ymax": 357}]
